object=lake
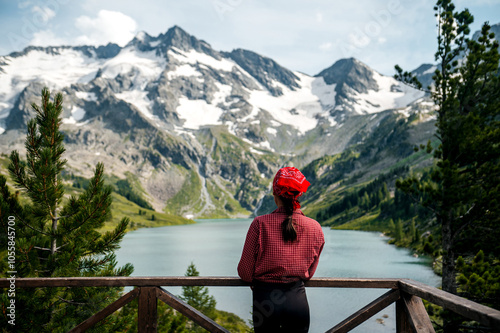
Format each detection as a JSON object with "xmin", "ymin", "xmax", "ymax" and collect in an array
[{"xmin": 115, "ymin": 218, "xmax": 440, "ymax": 332}]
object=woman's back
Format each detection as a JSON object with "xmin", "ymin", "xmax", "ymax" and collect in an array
[
  {"xmin": 238, "ymin": 167, "xmax": 325, "ymax": 333},
  {"xmin": 239, "ymin": 207, "xmax": 324, "ymax": 283}
]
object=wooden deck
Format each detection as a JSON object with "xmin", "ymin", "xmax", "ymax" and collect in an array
[{"xmin": 1, "ymin": 277, "xmax": 499, "ymax": 332}]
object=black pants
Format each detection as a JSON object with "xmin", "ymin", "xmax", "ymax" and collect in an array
[{"xmin": 252, "ymin": 280, "xmax": 310, "ymax": 333}]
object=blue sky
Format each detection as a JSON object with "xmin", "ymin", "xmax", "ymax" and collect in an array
[{"xmin": 0, "ymin": 0, "xmax": 499, "ymax": 76}]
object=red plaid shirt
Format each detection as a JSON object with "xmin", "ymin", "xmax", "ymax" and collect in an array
[{"xmin": 238, "ymin": 207, "xmax": 325, "ymax": 283}]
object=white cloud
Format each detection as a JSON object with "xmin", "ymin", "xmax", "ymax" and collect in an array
[
  {"xmin": 316, "ymin": 12, "xmax": 323, "ymax": 23},
  {"xmin": 30, "ymin": 29, "xmax": 66, "ymax": 47},
  {"xmin": 32, "ymin": 6, "xmax": 56, "ymax": 24},
  {"xmin": 75, "ymin": 10, "xmax": 137, "ymax": 46},
  {"xmin": 18, "ymin": 1, "xmax": 32, "ymax": 9},
  {"xmin": 319, "ymin": 42, "xmax": 332, "ymax": 50}
]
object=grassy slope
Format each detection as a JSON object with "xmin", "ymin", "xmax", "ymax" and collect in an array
[{"xmin": 0, "ymin": 154, "xmax": 194, "ymax": 233}]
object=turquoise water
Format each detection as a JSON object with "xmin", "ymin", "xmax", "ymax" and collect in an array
[{"xmin": 115, "ymin": 218, "xmax": 440, "ymax": 332}]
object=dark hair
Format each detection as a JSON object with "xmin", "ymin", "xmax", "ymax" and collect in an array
[{"xmin": 280, "ymin": 195, "xmax": 298, "ymax": 242}]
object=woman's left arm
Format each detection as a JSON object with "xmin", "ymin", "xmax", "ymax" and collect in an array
[
  {"xmin": 237, "ymin": 219, "xmax": 260, "ymax": 283},
  {"xmin": 307, "ymin": 241, "xmax": 325, "ymax": 279}
]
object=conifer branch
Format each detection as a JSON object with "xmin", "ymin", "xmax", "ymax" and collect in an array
[
  {"xmin": 16, "ymin": 215, "xmax": 50, "ymax": 236},
  {"xmin": 34, "ymin": 246, "xmax": 52, "ymax": 251},
  {"xmin": 56, "ymin": 296, "xmax": 86, "ymax": 305}
]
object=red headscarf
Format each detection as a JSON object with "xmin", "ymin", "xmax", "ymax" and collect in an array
[{"xmin": 273, "ymin": 167, "xmax": 310, "ymax": 209}]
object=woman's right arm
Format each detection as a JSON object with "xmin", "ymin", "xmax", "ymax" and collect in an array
[{"xmin": 237, "ymin": 219, "xmax": 260, "ymax": 283}]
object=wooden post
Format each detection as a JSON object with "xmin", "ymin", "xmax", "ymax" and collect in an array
[
  {"xmin": 138, "ymin": 287, "xmax": 158, "ymax": 333},
  {"xmin": 396, "ymin": 298, "xmax": 412, "ymax": 333},
  {"xmin": 402, "ymin": 293, "xmax": 435, "ymax": 333}
]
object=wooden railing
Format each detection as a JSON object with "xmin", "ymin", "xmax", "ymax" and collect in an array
[{"xmin": 1, "ymin": 277, "xmax": 500, "ymax": 332}]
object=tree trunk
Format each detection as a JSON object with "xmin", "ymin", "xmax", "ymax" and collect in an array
[
  {"xmin": 51, "ymin": 212, "xmax": 57, "ymax": 255},
  {"xmin": 441, "ymin": 214, "xmax": 459, "ymax": 333}
]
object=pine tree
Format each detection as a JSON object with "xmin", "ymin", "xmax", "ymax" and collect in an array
[
  {"xmin": 409, "ymin": 218, "xmax": 416, "ymax": 243},
  {"xmin": 395, "ymin": 0, "xmax": 500, "ymax": 331},
  {"xmin": 182, "ymin": 263, "xmax": 216, "ymax": 315},
  {"xmin": 394, "ymin": 219, "xmax": 403, "ymax": 243},
  {"xmin": 0, "ymin": 88, "xmax": 133, "ymax": 332},
  {"xmin": 180, "ymin": 262, "xmax": 216, "ymax": 332},
  {"xmin": 388, "ymin": 218, "xmax": 395, "ymax": 236}
]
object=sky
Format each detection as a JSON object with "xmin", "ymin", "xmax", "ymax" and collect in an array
[{"xmin": 0, "ymin": 0, "xmax": 499, "ymax": 76}]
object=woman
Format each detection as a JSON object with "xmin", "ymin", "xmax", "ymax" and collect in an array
[{"xmin": 238, "ymin": 167, "xmax": 325, "ymax": 333}]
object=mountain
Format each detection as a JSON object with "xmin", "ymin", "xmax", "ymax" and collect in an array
[
  {"xmin": 410, "ymin": 22, "xmax": 500, "ymax": 91},
  {"xmin": 0, "ymin": 25, "xmax": 432, "ymax": 218}
]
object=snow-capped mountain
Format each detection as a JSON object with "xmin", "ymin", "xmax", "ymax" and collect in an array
[
  {"xmin": 0, "ymin": 25, "xmax": 429, "ymax": 217},
  {"xmin": 0, "ymin": 26, "xmax": 423, "ymax": 140}
]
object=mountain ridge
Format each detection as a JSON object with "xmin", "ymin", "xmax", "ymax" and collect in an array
[{"xmin": 0, "ymin": 24, "xmax": 436, "ymax": 218}]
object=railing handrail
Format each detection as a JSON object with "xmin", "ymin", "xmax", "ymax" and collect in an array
[
  {"xmin": 0, "ymin": 276, "xmax": 399, "ymax": 288},
  {"xmin": 2, "ymin": 276, "xmax": 500, "ymax": 331},
  {"xmin": 399, "ymin": 279, "xmax": 500, "ymax": 329}
]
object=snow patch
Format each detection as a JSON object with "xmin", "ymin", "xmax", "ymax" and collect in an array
[
  {"xmin": 266, "ymin": 127, "xmax": 277, "ymax": 135},
  {"xmin": 269, "ymin": 120, "xmax": 281, "ymax": 127},
  {"xmin": 0, "ymin": 49, "xmax": 102, "ymax": 110},
  {"xmin": 100, "ymin": 48, "xmax": 166, "ymax": 84},
  {"xmin": 423, "ymin": 65, "xmax": 437, "ymax": 75},
  {"xmin": 250, "ymin": 147, "xmax": 264, "ymax": 155},
  {"xmin": 149, "ymin": 40, "xmax": 161, "ymax": 48},
  {"xmin": 168, "ymin": 47, "xmax": 234, "ymax": 72},
  {"xmin": 311, "ymin": 77, "xmax": 336, "ymax": 107},
  {"xmin": 212, "ymin": 82, "xmax": 232, "ymax": 106},
  {"xmin": 167, "ymin": 64, "xmax": 201, "ymax": 79},
  {"xmin": 75, "ymin": 91, "xmax": 97, "ymax": 101},
  {"xmin": 116, "ymin": 90, "xmax": 155, "ymax": 119},
  {"xmin": 176, "ymin": 98, "xmax": 223, "ymax": 129},
  {"xmin": 62, "ymin": 106, "xmax": 86, "ymax": 124},
  {"xmin": 351, "ymin": 71, "xmax": 425, "ymax": 114},
  {"xmin": 246, "ymin": 73, "xmax": 333, "ymax": 134},
  {"xmin": 256, "ymin": 140, "xmax": 273, "ymax": 151}
]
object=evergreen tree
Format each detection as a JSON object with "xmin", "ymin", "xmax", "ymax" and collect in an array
[
  {"xmin": 456, "ymin": 250, "xmax": 500, "ymax": 309},
  {"xmin": 181, "ymin": 262, "xmax": 217, "ymax": 332},
  {"xmin": 395, "ymin": 0, "xmax": 500, "ymax": 330},
  {"xmin": 409, "ymin": 218, "xmax": 416, "ymax": 243},
  {"xmin": 0, "ymin": 88, "xmax": 133, "ymax": 332},
  {"xmin": 182, "ymin": 263, "xmax": 216, "ymax": 315},
  {"xmin": 388, "ymin": 218, "xmax": 395, "ymax": 236},
  {"xmin": 394, "ymin": 219, "xmax": 403, "ymax": 243}
]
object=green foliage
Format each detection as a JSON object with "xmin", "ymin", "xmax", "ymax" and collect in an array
[
  {"xmin": 394, "ymin": 0, "xmax": 500, "ymax": 330},
  {"xmin": 396, "ymin": 0, "xmax": 500, "ymax": 278},
  {"xmin": 104, "ymin": 191, "xmax": 194, "ymax": 232},
  {"xmin": 180, "ymin": 263, "xmax": 249, "ymax": 332},
  {"xmin": 456, "ymin": 251, "xmax": 500, "ymax": 309},
  {"xmin": 0, "ymin": 88, "xmax": 133, "ymax": 332},
  {"xmin": 164, "ymin": 169, "xmax": 203, "ymax": 215},
  {"xmin": 314, "ymin": 166, "xmax": 407, "ymax": 225},
  {"xmin": 115, "ymin": 178, "xmax": 153, "ymax": 210},
  {"xmin": 182, "ymin": 263, "xmax": 217, "ymax": 320}
]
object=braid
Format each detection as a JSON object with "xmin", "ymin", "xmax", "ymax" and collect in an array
[{"xmin": 281, "ymin": 196, "xmax": 297, "ymax": 242}]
